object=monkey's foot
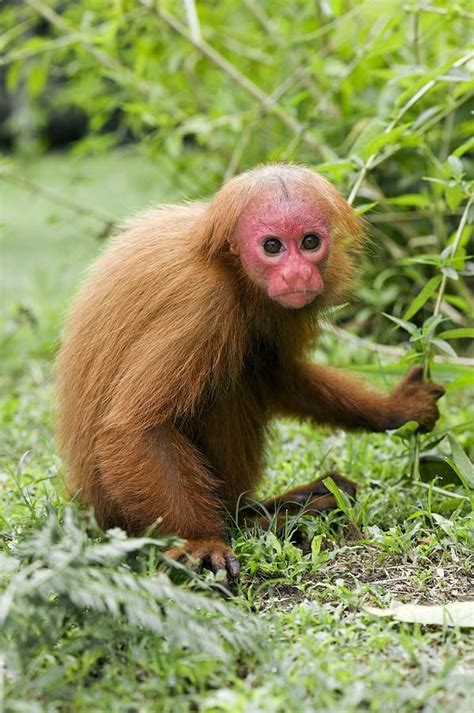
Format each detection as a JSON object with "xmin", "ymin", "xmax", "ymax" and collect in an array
[
  {"xmin": 238, "ymin": 471, "xmax": 357, "ymax": 528},
  {"xmin": 165, "ymin": 537, "xmax": 240, "ymax": 581},
  {"xmin": 268, "ymin": 471, "xmax": 357, "ymax": 506}
]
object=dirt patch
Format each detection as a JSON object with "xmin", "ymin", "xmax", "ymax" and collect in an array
[{"xmin": 256, "ymin": 544, "xmax": 474, "ymax": 611}]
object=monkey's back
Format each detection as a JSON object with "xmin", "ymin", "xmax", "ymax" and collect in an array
[{"xmin": 56, "ymin": 202, "xmax": 220, "ymax": 505}]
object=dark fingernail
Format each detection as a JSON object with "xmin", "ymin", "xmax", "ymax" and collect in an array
[{"xmin": 226, "ymin": 555, "xmax": 241, "ymax": 578}]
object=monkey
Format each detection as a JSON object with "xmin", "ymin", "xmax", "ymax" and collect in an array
[{"xmin": 56, "ymin": 164, "xmax": 444, "ymax": 579}]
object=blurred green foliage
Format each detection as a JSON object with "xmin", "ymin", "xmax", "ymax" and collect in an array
[
  {"xmin": 1, "ymin": 0, "xmax": 473, "ymax": 348},
  {"xmin": 1, "ymin": 3, "xmax": 473, "ymax": 501},
  {"xmin": 1, "ymin": 4, "xmax": 474, "ymax": 709}
]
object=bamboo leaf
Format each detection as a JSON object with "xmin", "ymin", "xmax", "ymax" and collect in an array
[
  {"xmin": 448, "ymin": 434, "xmax": 474, "ymax": 488},
  {"xmin": 383, "ymin": 313, "xmax": 418, "ymax": 335},
  {"xmin": 431, "ymin": 338, "xmax": 458, "ymax": 357},
  {"xmin": 365, "ymin": 601, "xmax": 474, "ymax": 628},
  {"xmin": 438, "ymin": 328, "xmax": 474, "ymax": 340},
  {"xmin": 403, "ymin": 276, "xmax": 442, "ymax": 320}
]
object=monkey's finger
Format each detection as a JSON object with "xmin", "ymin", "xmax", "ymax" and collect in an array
[
  {"xmin": 303, "ymin": 493, "xmax": 338, "ymax": 514},
  {"xmin": 405, "ymin": 366, "xmax": 424, "ymax": 382},
  {"xmin": 430, "ymin": 383, "xmax": 445, "ymax": 399},
  {"xmin": 208, "ymin": 552, "xmax": 227, "ymax": 574},
  {"xmin": 165, "ymin": 547, "xmax": 202, "ymax": 572},
  {"xmin": 224, "ymin": 553, "xmax": 241, "ymax": 579}
]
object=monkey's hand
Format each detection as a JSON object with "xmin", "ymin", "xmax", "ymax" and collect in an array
[
  {"xmin": 165, "ymin": 537, "xmax": 240, "ymax": 582},
  {"xmin": 388, "ymin": 366, "xmax": 445, "ymax": 432}
]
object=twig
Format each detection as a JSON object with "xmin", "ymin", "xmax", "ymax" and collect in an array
[
  {"xmin": 432, "ymin": 195, "xmax": 473, "ymax": 319},
  {"xmin": 1, "ymin": 171, "xmax": 115, "ymax": 230},
  {"xmin": 347, "ymin": 51, "xmax": 474, "ymax": 206},
  {"xmin": 341, "ymin": 17, "xmax": 391, "ymax": 80},
  {"xmin": 182, "ymin": 0, "xmax": 201, "ymax": 44},
  {"xmin": 0, "ymin": 33, "xmax": 84, "ymax": 66},
  {"xmin": 323, "ymin": 324, "xmax": 474, "ymax": 367},
  {"xmin": 292, "ymin": 4, "xmax": 363, "ymax": 46},
  {"xmin": 26, "ymin": 0, "xmax": 153, "ymax": 95},
  {"xmin": 224, "ymin": 65, "xmax": 321, "ymax": 179},
  {"xmin": 369, "ymin": 208, "xmax": 463, "ymax": 223},
  {"xmin": 402, "ymin": 3, "xmax": 474, "ymax": 21},
  {"xmin": 242, "ymin": 0, "xmax": 327, "ymax": 108},
  {"xmin": 413, "ymin": 482, "xmax": 470, "ymax": 501},
  {"xmin": 413, "ymin": 11, "xmax": 421, "ymax": 66},
  {"xmin": 154, "ymin": 4, "xmax": 327, "ymax": 159}
]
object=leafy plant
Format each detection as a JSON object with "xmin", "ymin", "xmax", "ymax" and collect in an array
[{"xmin": 0, "ymin": 509, "xmax": 261, "ymax": 708}]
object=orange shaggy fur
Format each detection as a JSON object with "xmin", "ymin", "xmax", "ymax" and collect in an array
[{"xmin": 56, "ymin": 164, "xmax": 443, "ymax": 557}]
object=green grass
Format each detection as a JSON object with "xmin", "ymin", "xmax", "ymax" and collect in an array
[{"xmin": 1, "ymin": 150, "xmax": 473, "ymax": 713}]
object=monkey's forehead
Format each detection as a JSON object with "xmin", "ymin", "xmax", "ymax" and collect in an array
[{"xmin": 237, "ymin": 191, "xmax": 332, "ymax": 237}]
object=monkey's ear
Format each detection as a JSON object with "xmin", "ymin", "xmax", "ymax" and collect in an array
[
  {"xmin": 328, "ymin": 185, "xmax": 367, "ymax": 250},
  {"xmin": 200, "ymin": 176, "xmax": 255, "ymax": 259},
  {"xmin": 229, "ymin": 240, "xmax": 240, "ymax": 256}
]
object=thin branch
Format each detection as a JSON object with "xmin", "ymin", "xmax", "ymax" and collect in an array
[
  {"xmin": 347, "ymin": 51, "xmax": 474, "ymax": 205},
  {"xmin": 26, "ymin": 0, "xmax": 153, "ymax": 95},
  {"xmin": 413, "ymin": 11, "xmax": 421, "ymax": 66},
  {"xmin": 224, "ymin": 64, "xmax": 328, "ymax": 178},
  {"xmin": 0, "ymin": 33, "xmax": 83, "ymax": 66},
  {"xmin": 323, "ymin": 324, "xmax": 474, "ymax": 367},
  {"xmin": 341, "ymin": 16, "xmax": 391, "ymax": 80},
  {"xmin": 182, "ymin": 0, "xmax": 201, "ymax": 44},
  {"xmin": 154, "ymin": 4, "xmax": 327, "ymax": 158},
  {"xmin": 242, "ymin": 0, "xmax": 326, "ymax": 107},
  {"xmin": 369, "ymin": 208, "xmax": 463, "ymax": 223},
  {"xmin": 402, "ymin": 3, "xmax": 474, "ymax": 21},
  {"xmin": 292, "ymin": 4, "xmax": 363, "ymax": 46},
  {"xmin": 1, "ymin": 170, "xmax": 115, "ymax": 231},
  {"xmin": 414, "ymin": 482, "xmax": 470, "ymax": 501},
  {"xmin": 433, "ymin": 195, "xmax": 473, "ymax": 317}
]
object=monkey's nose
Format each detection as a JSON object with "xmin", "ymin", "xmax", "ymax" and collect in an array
[
  {"xmin": 282, "ymin": 263, "xmax": 312, "ymax": 286},
  {"xmin": 299, "ymin": 264, "xmax": 313, "ymax": 282}
]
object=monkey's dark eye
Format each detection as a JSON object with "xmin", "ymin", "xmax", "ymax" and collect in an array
[
  {"xmin": 263, "ymin": 237, "xmax": 284, "ymax": 255},
  {"xmin": 301, "ymin": 233, "xmax": 321, "ymax": 251}
]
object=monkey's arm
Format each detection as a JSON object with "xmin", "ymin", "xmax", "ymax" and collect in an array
[{"xmin": 272, "ymin": 364, "xmax": 444, "ymax": 432}]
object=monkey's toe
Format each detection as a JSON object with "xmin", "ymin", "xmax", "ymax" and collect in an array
[
  {"xmin": 165, "ymin": 537, "xmax": 240, "ymax": 580},
  {"xmin": 284, "ymin": 472, "xmax": 357, "ymax": 501}
]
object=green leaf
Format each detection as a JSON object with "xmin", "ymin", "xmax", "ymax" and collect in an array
[
  {"xmin": 362, "ymin": 124, "xmax": 411, "ymax": 160},
  {"xmin": 423, "ymin": 314, "xmax": 444, "ymax": 335},
  {"xmin": 445, "ymin": 184, "xmax": 465, "ymax": 211},
  {"xmin": 441, "ymin": 266, "xmax": 459, "ymax": 280},
  {"xmin": 452, "ymin": 137, "xmax": 474, "ymax": 159},
  {"xmin": 390, "ymin": 420, "xmax": 419, "ymax": 439},
  {"xmin": 448, "ymin": 434, "xmax": 474, "ymax": 489},
  {"xmin": 438, "ymin": 328, "xmax": 474, "ymax": 340},
  {"xmin": 447, "ymin": 155, "xmax": 464, "ymax": 180},
  {"xmin": 403, "ymin": 275, "xmax": 442, "ymax": 320},
  {"xmin": 431, "ymin": 338, "xmax": 458, "ymax": 358},
  {"xmin": 446, "ymin": 374, "xmax": 474, "ymax": 392},
  {"xmin": 351, "ymin": 118, "xmax": 388, "ymax": 158},
  {"xmin": 356, "ymin": 202, "xmax": 378, "ymax": 215},
  {"xmin": 383, "ymin": 313, "xmax": 418, "ymax": 335},
  {"xmin": 386, "ymin": 193, "xmax": 431, "ymax": 208},
  {"xmin": 322, "ymin": 476, "xmax": 355, "ymax": 520},
  {"xmin": 419, "ymin": 454, "xmax": 461, "ymax": 486}
]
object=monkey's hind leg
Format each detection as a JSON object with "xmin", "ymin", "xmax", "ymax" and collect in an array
[
  {"xmin": 96, "ymin": 423, "xmax": 240, "ymax": 580},
  {"xmin": 237, "ymin": 471, "xmax": 356, "ymax": 530}
]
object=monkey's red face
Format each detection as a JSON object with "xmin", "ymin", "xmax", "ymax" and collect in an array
[{"xmin": 235, "ymin": 192, "xmax": 330, "ymax": 309}]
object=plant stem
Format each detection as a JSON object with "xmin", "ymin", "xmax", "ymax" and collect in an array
[{"xmin": 411, "ymin": 192, "xmax": 473, "ymax": 478}]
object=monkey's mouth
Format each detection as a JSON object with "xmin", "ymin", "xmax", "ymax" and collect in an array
[{"xmin": 273, "ymin": 290, "xmax": 321, "ymax": 309}]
